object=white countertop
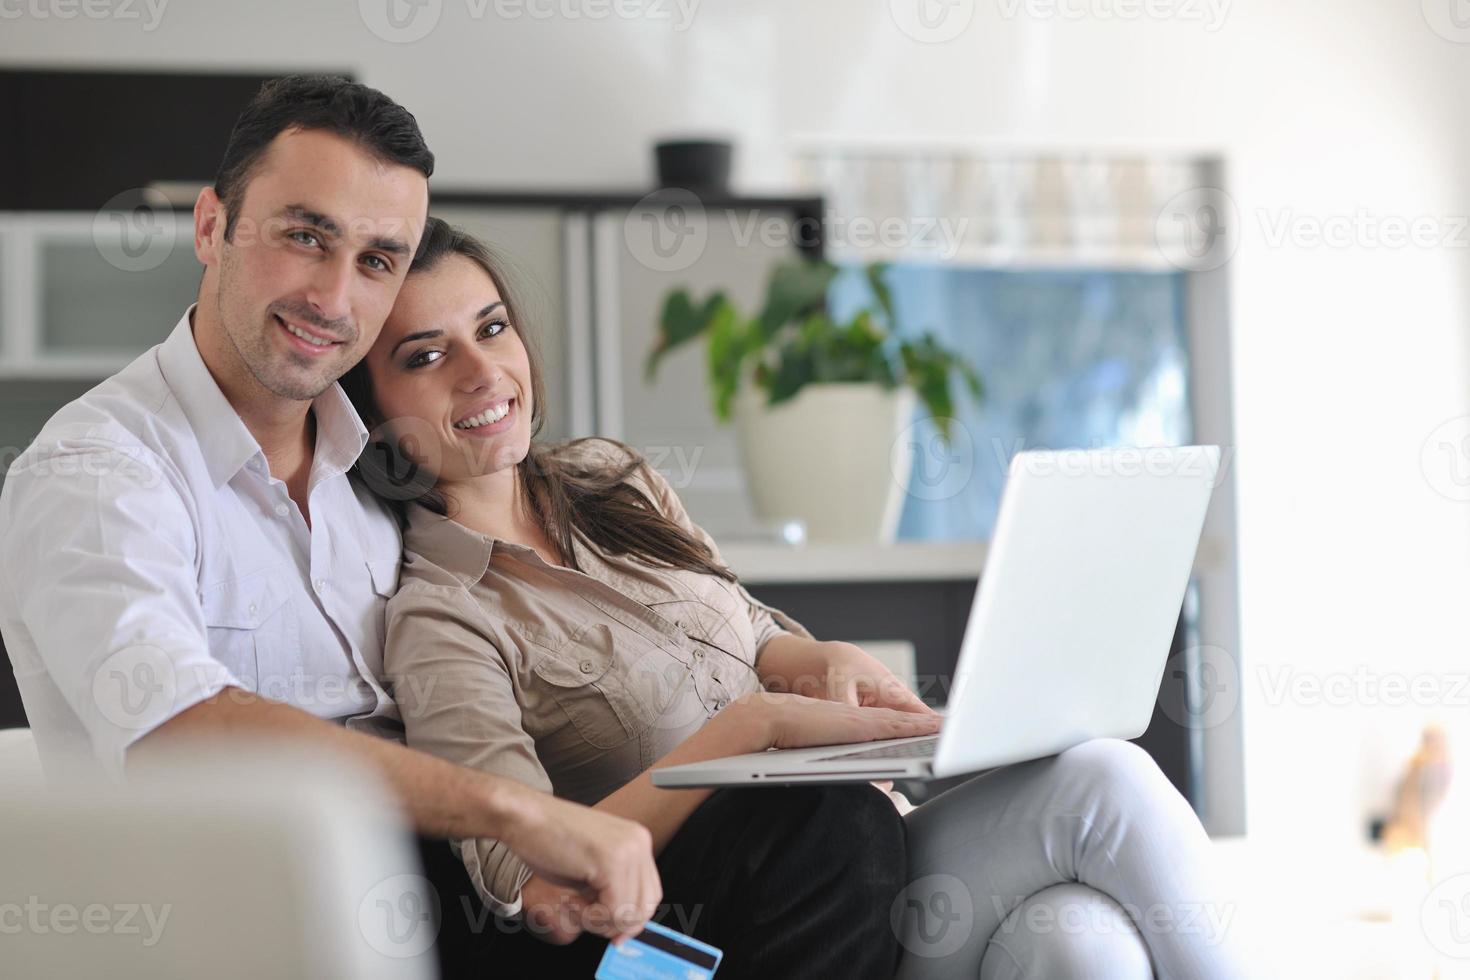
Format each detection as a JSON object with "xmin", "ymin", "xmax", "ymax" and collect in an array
[
  {"xmin": 719, "ymin": 540, "xmax": 988, "ymax": 585},
  {"xmin": 718, "ymin": 536, "xmax": 1227, "ymax": 586}
]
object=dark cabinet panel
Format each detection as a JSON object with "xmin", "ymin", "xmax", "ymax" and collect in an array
[{"xmin": 0, "ymin": 69, "xmax": 347, "ymax": 210}]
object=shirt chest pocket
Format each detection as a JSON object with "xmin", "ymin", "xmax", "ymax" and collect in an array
[
  {"xmin": 530, "ymin": 622, "xmax": 677, "ymax": 749},
  {"xmin": 644, "ymin": 588, "xmax": 756, "ymax": 668},
  {"xmin": 201, "ymin": 570, "xmax": 300, "ymax": 692},
  {"xmin": 353, "ymin": 557, "xmax": 400, "ymax": 678}
]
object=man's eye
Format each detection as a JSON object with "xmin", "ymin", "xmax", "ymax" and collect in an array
[
  {"xmin": 406, "ymin": 350, "xmax": 443, "ymax": 368},
  {"xmin": 363, "ymin": 254, "xmax": 390, "ymax": 272},
  {"xmin": 290, "ymin": 230, "xmax": 322, "ymax": 248}
]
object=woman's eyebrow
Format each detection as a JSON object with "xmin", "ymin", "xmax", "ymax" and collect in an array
[
  {"xmin": 389, "ymin": 302, "xmax": 508, "ymax": 355},
  {"xmin": 390, "ymin": 329, "xmax": 442, "ymax": 356}
]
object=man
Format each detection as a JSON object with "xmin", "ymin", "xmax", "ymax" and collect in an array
[{"xmin": 0, "ymin": 75, "xmax": 659, "ymax": 958}]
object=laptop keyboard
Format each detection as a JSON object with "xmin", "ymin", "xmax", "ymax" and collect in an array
[{"xmin": 813, "ymin": 737, "xmax": 940, "ymax": 762}]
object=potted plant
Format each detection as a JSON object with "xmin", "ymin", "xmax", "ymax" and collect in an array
[{"xmin": 647, "ymin": 259, "xmax": 982, "ymax": 542}]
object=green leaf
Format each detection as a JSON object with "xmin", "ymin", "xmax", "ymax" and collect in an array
[
  {"xmin": 650, "ymin": 259, "xmax": 983, "ymax": 438},
  {"xmin": 705, "ymin": 305, "xmax": 751, "ymax": 421},
  {"xmin": 764, "ymin": 346, "xmax": 815, "ymax": 405},
  {"xmin": 647, "ymin": 289, "xmax": 726, "ymax": 380},
  {"xmin": 866, "ymin": 263, "xmax": 895, "ymax": 326},
  {"xmin": 756, "ymin": 261, "xmax": 838, "ymax": 338},
  {"xmin": 959, "ymin": 361, "xmax": 985, "ymax": 400},
  {"xmin": 898, "ymin": 333, "xmax": 984, "ymax": 445}
]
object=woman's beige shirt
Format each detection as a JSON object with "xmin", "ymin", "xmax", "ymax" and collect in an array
[{"xmin": 382, "ymin": 439, "xmax": 812, "ymax": 916}]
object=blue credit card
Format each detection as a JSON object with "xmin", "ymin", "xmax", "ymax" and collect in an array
[{"xmin": 595, "ymin": 920, "xmax": 723, "ymax": 980}]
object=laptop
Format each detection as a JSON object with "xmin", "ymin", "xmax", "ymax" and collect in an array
[{"xmin": 652, "ymin": 445, "xmax": 1220, "ymax": 788}]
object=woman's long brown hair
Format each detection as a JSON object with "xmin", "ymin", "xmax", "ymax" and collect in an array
[{"xmin": 342, "ymin": 217, "xmax": 736, "ymax": 583}]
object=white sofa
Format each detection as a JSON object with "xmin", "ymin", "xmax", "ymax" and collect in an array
[
  {"xmin": 1, "ymin": 734, "xmax": 439, "ymax": 980},
  {"xmin": 0, "ymin": 726, "xmax": 42, "ymax": 785}
]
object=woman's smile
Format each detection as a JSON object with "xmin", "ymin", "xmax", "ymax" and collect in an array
[{"xmin": 452, "ymin": 396, "xmax": 517, "ymax": 437}]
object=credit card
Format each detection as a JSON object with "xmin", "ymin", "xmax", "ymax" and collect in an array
[{"xmin": 594, "ymin": 920, "xmax": 723, "ymax": 980}]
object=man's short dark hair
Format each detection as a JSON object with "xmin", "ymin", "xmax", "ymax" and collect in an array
[{"xmin": 214, "ymin": 74, "xmax": 434, "ymax": 240}]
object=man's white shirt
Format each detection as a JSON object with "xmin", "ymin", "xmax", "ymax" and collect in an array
[{"xmin": 0, "ymin": 306, "xmax": 403, "ymax": 779}]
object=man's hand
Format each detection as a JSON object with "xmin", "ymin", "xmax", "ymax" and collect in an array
[
  {"xmin": 129, "ymin": 693, "xmax": 663, "ymax": 945},
  {"xmin": 495, "ymin": 786, "xmax": 662, "ymax": 944},
  {"xmin": 519, "ymin": 875, "xmax": 598, "ymax": 946},
  {"xmin": 759, "ymin": 636, "xmax": 938, "ymax": 715}
]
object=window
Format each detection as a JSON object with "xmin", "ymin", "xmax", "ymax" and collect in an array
[{"xmin": 831, "ymin": 264, "xmax": 1193, "ymax": 540}]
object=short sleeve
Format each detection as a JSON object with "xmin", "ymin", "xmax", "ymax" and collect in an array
[{"xmin": 382, "ymin": 581, "xmax": 549, "ymax": 917}]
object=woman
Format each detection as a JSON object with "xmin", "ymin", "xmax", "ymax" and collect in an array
[{"xmin": 343, "ymin": 218, "xmax": 1251, "ymax": 979}]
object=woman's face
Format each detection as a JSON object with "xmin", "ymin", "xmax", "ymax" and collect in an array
[{"xmin": 364, "ymin": 254, "xmax": 534, "ymax": 485}]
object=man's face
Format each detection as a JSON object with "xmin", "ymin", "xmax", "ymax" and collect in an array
[{"xmin": 204, "ymin": 128, "xmax": 428, "ymax": 401}]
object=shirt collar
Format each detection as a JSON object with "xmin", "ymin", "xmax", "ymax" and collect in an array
[
  {"xmin": 403, "ymin": 502, "xmax": 497, "ymax": 587},
  {"xmin": 157, "ymin": 305, "xmax": 371, "ymax": 488},
  {"xmin": 311, "ymin": 376, "xmax": 372, "ymax": 478}
]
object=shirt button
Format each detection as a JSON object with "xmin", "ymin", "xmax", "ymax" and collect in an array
[
  {"xmin": 314, "ymin": 578, "xmax": 326, "ymax": 594},
  {"xmin": 248, "ymin": 603, "xmax": 258, "ymax": 617},
  {"xmin": 274, "ymin": 503, "xmax": 289, "ymax": 518},
  {"xmin": 579, "ymin": 660, "xmax": 594, "ymax": 674},
  {"xmin": 714, "ymin": 697, "xmax": 729, "ymax": 710},
  {"xmin": 692, "ymin": 648, "xmax": 704, "ymax": 660}
]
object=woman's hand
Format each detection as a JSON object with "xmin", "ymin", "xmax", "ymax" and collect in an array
[
  {"xmin": 758, "ymin": 636, "xmax": 938, "ymax": 716},
  {"xmin": 721, "ymin": 690, "xmax": 941, "ymax": 751}
]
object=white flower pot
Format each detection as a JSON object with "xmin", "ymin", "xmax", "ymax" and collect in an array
[{"xmin": 733, "ymin": 382, "xmax": 916, "ymax": 543}]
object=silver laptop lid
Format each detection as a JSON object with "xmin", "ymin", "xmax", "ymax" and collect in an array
[{"xmin": 933, "ymin": 446, "xmax": 1220, "ymax": 777}]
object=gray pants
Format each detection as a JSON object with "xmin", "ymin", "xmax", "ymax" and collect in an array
[{"xmin": 895, "ymin": 738, "xmax": 1251, "ymax": 980}]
